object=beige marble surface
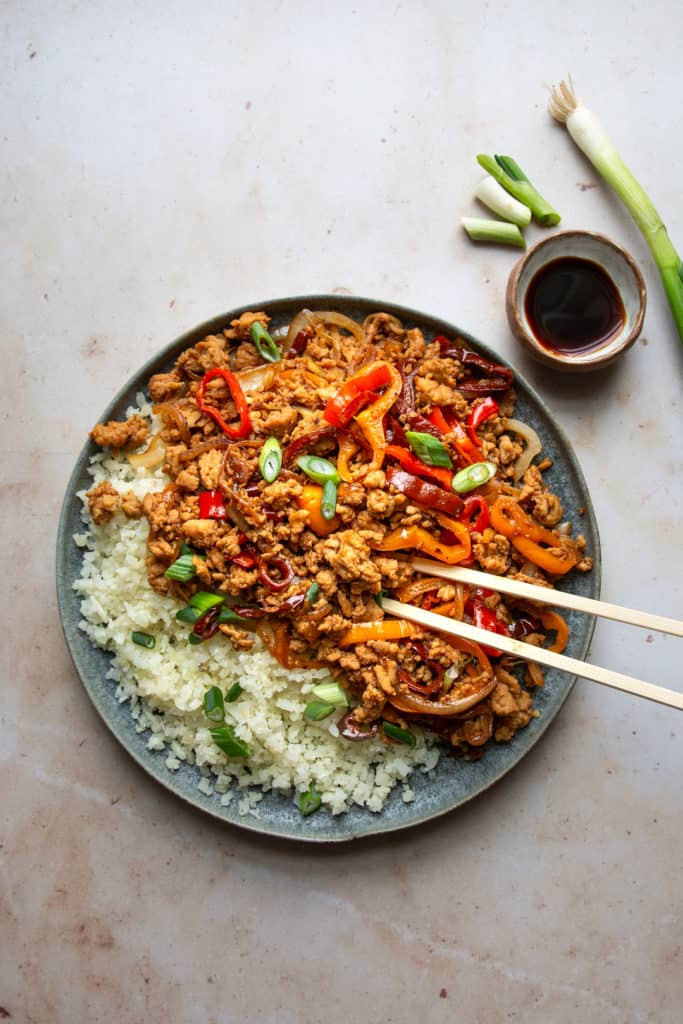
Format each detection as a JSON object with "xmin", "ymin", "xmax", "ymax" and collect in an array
[{"xmin": 2, "ymin": 2, "xmax": 682, "ymax": 1021}]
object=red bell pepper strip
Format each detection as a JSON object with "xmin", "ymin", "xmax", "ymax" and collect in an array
[
  {"xmin": 196, "ymin": 368, "xmax": 251, "ymax": 439},
  {"xmin": 323, "ymin": 363, "xmax": 396, "ymax": 428},
  {"xmin": 465, "ymin": 589, "xmax": 508, "ymax": 657},
  {"xmin": 459, "ymin": 495, "xmax": 490, "ymax": 533},
  {"xmin": 385, "ymin": 445, "xmax": 453, "ymax": 490},
  {"xmin": 426, "ymin": 407, "xmax": 452, "ymax": 435},
  {"xmin": 427, "ymin": 407, "xmax": 480, "ymax": 466},
  {"xmin": 386, "ymin": 466, "xmax": 463, "ymax": 516},
  {"xmin": 198, "ymin": 490, "xmax": 228, "ymax": 520},
  {"xmin": 467, "ymin": 397, "xmax": 499, "ymax": 448}
]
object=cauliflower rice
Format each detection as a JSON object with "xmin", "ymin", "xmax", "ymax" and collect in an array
[{"xmin": 73, "ymin": 399, "xmax": 440, "ymax": 816}]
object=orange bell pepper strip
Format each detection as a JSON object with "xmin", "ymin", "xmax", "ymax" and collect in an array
[
  {"xmin": 296, "ymin": 483, "xmax": 340, "ymax": 536},
  {"xmin": 336, "ymin": 433, "xmax": 361, "ymax": 482},
  {"xmin": 352, "ymin": 362, "xmax": 403, "ymax": 475},
  {"xmin": 373, "ymin": 511, "xmax": 471, "ymax": 565},
  {"xmin": 339, "ymin": 619, "xmax": 421, "ymax": 646},
  {"xmin": 536, "ymin": 608, "xmax": 569, "ymax": 652},
  {"xmin": 489, "ymin": 496, "xmax": 578, "ymax": 576}
]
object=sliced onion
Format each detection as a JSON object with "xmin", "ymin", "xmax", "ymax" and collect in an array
[
  {"xmin": 312, "ymin": 310, "xmax": 365, "ymax": 345},
  {"xmin": 235, "ymin": 363, "xmax": 277, "ymax": 394},
  {"xmin": 389, "ymin": 673, "xmax": 496, "ymax": 717},
  {"xmin": 153, "ymin": 402, "xmax": 191, "ymax": 444},
  {"xmin": 283, "ymin": 309, "xmax": 316, "ymax": 355},
  {"xmin": 505, "ymin": 418, "xmax": 543, "ymax": 482},
  {"xmin": 128, "ymin": 433, "xmax": 166, "ymax": 470}
]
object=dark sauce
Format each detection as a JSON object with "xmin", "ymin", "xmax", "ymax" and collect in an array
[{"xmin": 525, "ymin": 257, "xmax": 625, "ymax": 355}]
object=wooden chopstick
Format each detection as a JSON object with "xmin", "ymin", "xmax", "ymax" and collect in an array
[
  {"xmin": 381, "ymin": 597, "xmax": 683, "ymax": 711},
  {"xmin": 410, "ymin": 557, "xmax": 683, "ymax": 639}
]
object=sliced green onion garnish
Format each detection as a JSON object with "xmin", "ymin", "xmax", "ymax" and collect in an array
[
  {"xmin": 203, "ymin": 686, "xmax": 225, "ymax": 723},
  {"xmin": 250, "ymin": 322, "xmax": 281, "ymax": 363},
  {"xmin": 461, "ymin": 217, "xmax": 526, "ymax": 249},
  {"xmin": 303, "ymin": 700, "xmax": 336, "ymax": 722},
  {"xmin": 405, "ymin": 430, "xmax": 453, "ymax": 468},
  {"xmin": 225, "ymin": 682, "xmax": 243, "ymax": 703},
  {"xmin": 189, "ymin": 591, "xmax": 224, "ymax": 614},
  {"xmin": 210, "ymin": 723, "xmax": 250, "ymax": 758},
  {"xmin": 299, "ymin": 782, "xmax": 322, "ymax": 817},
  {"xmin": 476, "ymin": 154, "xmax": 561, "ymax": 227},
  {"xmin": 320, "ymin": 479, "xmax": 338, "ymax": 520},
  {"xmin": 451, "ymin": 460, "xmax": 496, "ymax": 494},
  {"xmin": 374, "ymin": 589, "xmax": 387, "ymax": 607},
  {"xmin": 175, "ymin": 605, "xmax": 202, "ymax": 624},
  {"xmin": 296, "ymin": 454, "xmax": 341, "ymax": 484},
  {"xmin": 180, "ymin": 541, "xmax": 194, "ymax": 557},
  {"xmin": 188, "ymin": 632, "xmax": 204, "ymax": 645},
  {"xmin": 382, "ymin": 721, "xmax": 417, "ymax": 747},
  {"xmin": 164, "ymin": 553, "xmax": 196, "ymax": 582},
  {"xmin": 310, "ymin": 680, "xmax": 349, "ymax": 707},
  {"xmin": 305, "ymin": 581, "xmax": 320, "ymax": 606},
  {"xmin": 259, "ymin": 437, "xmax": 283, "ymax": 483},
  {"xmin": 131, "ymin": 630, "xmax": 155, "ymax": 649},
  {"xmin": 217, "ymin": 607, "xmax": 248, "ymax": 624}
]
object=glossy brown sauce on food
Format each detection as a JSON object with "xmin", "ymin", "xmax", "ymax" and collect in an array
[{"xmin": 525, "ymin": 257, "xmax": 625, "ymax": 355}]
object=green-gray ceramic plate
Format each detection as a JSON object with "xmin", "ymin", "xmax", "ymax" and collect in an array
[{"xmin": 56, "ymin": 295, "xmax": 601, "ymax": 842}]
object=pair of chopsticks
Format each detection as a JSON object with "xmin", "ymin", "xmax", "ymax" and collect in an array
[{"xmin": 381, "ymin": 556, "xmax": 683, "ymax": 711}]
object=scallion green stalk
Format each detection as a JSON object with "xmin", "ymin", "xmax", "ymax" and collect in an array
[
  {"xmin": 131, "ymin": 631, "xmax": 155, "ymax": 649},
  {"xmin": 477, "ymin": 154, "xmax": 561, "ymax": 226},
  {"xmin": 548, "ymin": 79, "xmax": 683, "ymax": 345},
  {"xmin": 303, "ymin": 700, "xmax": 335, "ymax": 722},
  {"xmin": 382, "ymin": 722, "xmax": 417, "ymax": 747},
  {"xmin": 299, "ymin": 782, "xmax": 322, "ymax": 816},
  {"xmin": 259, "ymin": 437, "xmax": 283, "ymax": 483},
  {"xmin": 404, "ymin": 430, "xmax": 453, "ymax": 468},
  {"xmin": 164, "ymin": 552, "xmax": 196, "ymax": 582},
  {"xmin": 189, "ymin": 591, "xmax": 224, "ymax": 614},
  {"xmin": 250, "ymin": 322, "xmax": 281, "ymax": 363},
  {"xmin": 203, "ymin": 686, "xmax": 225, "ymax": 723},
  {"xmin": 296, "ymin": 455, "xmax": 341, "ymax": 484},
  {"xmin": 310, "ymin": 680, "xmax": 349, "ymax": 707},
  {"xmin": 210, "ymin": 723, "xmax": 250, "ymax": 758},
  {"xmin": 225, "ymin": 682, "xmax": 243, "ymax": 703},
  {"xmin": 320, "ymin": 479, "xmax": 338, "ymax": 520},
  {"xmin": 474, "ymin": 176, "xmax": 532, "ymax": 227},
  {"xmin": 461, "ymin": 217, "xmax": 526, "ymax": 249},
  {"xmin": 452, "ymin": 461, "xmax": 496, "ymax": 494}
]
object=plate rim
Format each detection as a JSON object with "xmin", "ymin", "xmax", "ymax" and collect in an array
[{"xmin": 56, "ymin": 293, "xmax": 602, "ymax": 842}]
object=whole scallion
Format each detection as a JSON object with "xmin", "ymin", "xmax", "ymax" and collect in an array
[
  {"xmin": 477, "ymin": 154, "xmax": 560, "ymax": 226},
  {"xmin": 299, "ymin": 782, "xmax": 322, "ymax": 817},
  {"xmin": 250, "ymin": 322, "xmax": 281, "ymax": 363},
  {"xmin": 548, "ymin": 78, "xmax": 683, "ymax": 346},
  {"xmin": 405, "ymin": 430, "xmax": 453, "ymax": 468},
  {"xmin": 259, "ymin": 437, "xmax": 283, "ymax": 483}
]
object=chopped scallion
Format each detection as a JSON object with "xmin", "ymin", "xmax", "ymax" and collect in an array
[
  {"xmin": 461, "ymin": 217, "xmax": 526, "ymax": 248},
  {"xmin": 259, "ymin": 437, "xmax": 283, "ymax": 483},
  {"xmin": 217, "ymin": 607, "xmax": 248, "ymax": 625},
  {"xmin": 382, "ymin": 721, "xmax": 417, "ymax": 747},
  {"xmin": 175, "ymin": 605, "xmax": 202, "ymax": 624},
  {"xmin": 310, "ymin": 680, "xmax": 349, "ymax": 707},
  {"xmin": 296, "ymin": 455, "xmax": 341, "ymax": 484},
  {"xmin": 303, "ymin": 700, "xmax": 336, "ymax": 722},
  {"xmin": 131, "ymin": 631, "xmax": 155, "ymax": 649},
  {"xmin": 189, "ymin": 591, "xmax": 224, "ymax": 614},
  {"xmin": 476, "ymin": 154, "xmax": 561, "ymax": 227},
  {"xmin": 225, "ymin": 682, "xmax": 243, "ymax": 703},
  {"xmin": 209, "ymin": 723, "xmax": 250, "ymax": 758},
  {"xmin": 164, "ymin": 553, "xmax": 196, "ymax": 582},
  {"xmin": 405, "ymin": 430, "xmax": 453, "ymax": 468},
  {"xmin": 305, "ymin": 581, "xmax": 320, "ymax": 606},
  {"xmin": 452, "ymin": 460, "xmax": 496, "ymax": 494},
  {"xmin": 320, "ymin": 479, "xmax": 338, "ymax": 521},
  {"xmin": 203, "ymin": 686, "xmax": 225, "ymax": 722},
  {"xmin": 299, "ymin": 782, "xmax": 322, "ymax": 817},
  {"xmin": 474, "ymin": 176, "xmax": 532, "ymax": 227},
  {"xmin": 250, "ymin": 322, "xmax": 281, "ymax": 363},
  {"xmin": 188, "ymin": 632, "xmax": 204, "ymax": 645}
]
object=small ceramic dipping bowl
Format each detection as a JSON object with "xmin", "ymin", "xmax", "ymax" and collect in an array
[{"xmin": 506, "ymin": 230, "xmax": 646, "ymax": 372}]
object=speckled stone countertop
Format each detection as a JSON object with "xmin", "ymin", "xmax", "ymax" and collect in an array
[{"xmin": 2, "ymin": 2, "xmax": 682, "ymax": 1021}]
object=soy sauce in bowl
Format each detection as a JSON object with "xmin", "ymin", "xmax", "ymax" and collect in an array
[{"xmin": 524, "ymin": 256, "xmax": 625, "ymax": 356}]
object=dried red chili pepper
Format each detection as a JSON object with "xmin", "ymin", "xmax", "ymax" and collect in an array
[
  {"xmin": 386, "ymin": 466, "xmax": 463, "ymax": 516},
  {"xmin": 192, "ymin": 605, "xmax": 222, "ymax": 639},
  {"xmin": 196, "ymin": 367, "xmax": 251, "ymax": 439},
  {"xmin": 339, "ymin": 710, "xmax": 379, "ymax": 741},
  {"xmin": 257, "ymin": 555, "xmax": 295, "ymax": 593}
]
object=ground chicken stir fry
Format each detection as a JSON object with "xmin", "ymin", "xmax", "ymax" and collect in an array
[{"xmin": 88, "ymin": 309, "xmax": 592, "ymax": 756}]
